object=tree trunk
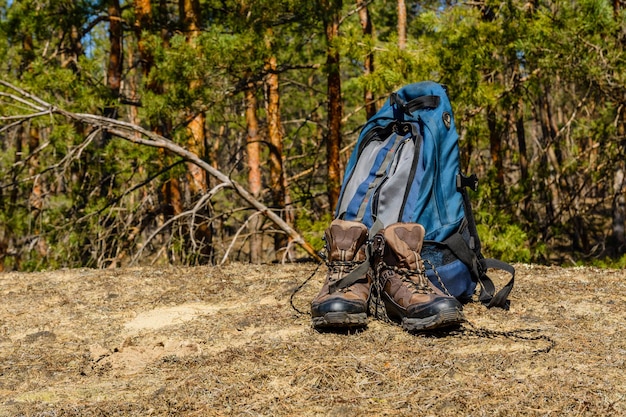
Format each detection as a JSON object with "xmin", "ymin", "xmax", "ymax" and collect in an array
[
  {"xmin": 612, "ymin": 165, "xmax": 626, "ymax": 254},
  {"xmin": 126, "ymin": 41, "xmax": 142, "ymax": 140},
  {"xmin": 133, "ymin": 0, "xmax": 175, "ymax": 263},
  {"xmin": 161, "ymin": 178, "xmax": 185, "ymax": 218},
  {"xmin": 266, "ymin": 51, "xmax": 293, "ymax": 259},
  {"xmin": 28, "ymin": 127, "xmax": 44, "ymax": 219},
  {"xmin": 106, "ymin": 0, "xmax": 123, "ymax": 117},
  {"xmin": 516, "ymin": 99, "xmax": 529, "ymax": 184},
  {"xmin": 181, "ymin": 0, "xmax": 213, "ymax": 263},
  {"xmin": 245, "ymin": 83, "xmax": 263, "ymax": 263},
  {"xmin": 515, "ymin": 98, "xmax": 531, "ymax": 218},
  {"xmin": 322, "ymin": 0, "xmax": 343, "ymax": 212},
  {"xmin": 133, "ymin": 0, "xmax": 159, "ymax": 93},
  {"xmin": 397, "ymin": 0, "xmax": 407, "ymax": 50},
  {"xmin": 101, "ymin": 0, "xmax": 123, "ymax": 156},
  {"xmin": 181, "ymin": 0, "xmax": 207, "ymax": 195},
  {"xmin": 180, "ymin": 0, "xmax": 201, "ymax": 33},
  {"xmin": 358, "ymin": 0, "xmax": 376, "ymax": 120},
  {"xmin": 266, "ymin": 55, "xmax": 285, "ymax": 213},
  {"xmin": 487, "ymin": 105, "xmax": 505, "ymax": 200},
  {"xmin": 536, "ymin": 89, "xmax": 560, "ymax": 223},
  {"xmin": 611, "ymin": 0, "xmax": 625, "ymax": 255}
]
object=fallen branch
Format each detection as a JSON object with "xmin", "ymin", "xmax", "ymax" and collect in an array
[{"xmin": 0, "ymin": 79, "xmax": 322, "ymax": 262}]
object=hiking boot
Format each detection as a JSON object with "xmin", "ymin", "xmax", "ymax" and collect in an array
[
  {"xmin": 375, "ymin": 223, "xmax": 464, "ymax": 332},
  {"xmin": 310, "ymin": 219, "xmax": 373, "ymax": 329}
]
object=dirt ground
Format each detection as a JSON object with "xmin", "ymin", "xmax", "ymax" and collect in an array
[{"xmin": 0, "ymin": 263, "xmax": 624, "ymax": 416}]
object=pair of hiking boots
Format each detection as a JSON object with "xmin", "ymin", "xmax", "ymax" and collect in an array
[{"xmin": 311, "ymin": 219, "xmax": 464, "ymax": 332}]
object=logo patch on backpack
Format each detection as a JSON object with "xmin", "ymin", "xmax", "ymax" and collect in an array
[{"xmin": 442, "ymin": 112, "xmax": 451, "ymax": 130}]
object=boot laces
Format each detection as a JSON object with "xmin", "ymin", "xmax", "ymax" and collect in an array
[
  {"xmin": 325, "ymin": 260, "xmax": 362, "ymax": 293},
  {"xmin": 369, "ymin": 256, "xmax": 432, "ymax": 322},
  {"xmin": 388, "ymin": 261, "xmax": 454, "ymax": 298},
  {"xmin": 423, "ymin": 259, "xmax": 453, "ymax": 297},
  {"xmin": 384, "ymin": 262, "xmax": 433, "ymax": 295},
  {"xmin": 327, "ymin": 260, "xmax": 358, "ymax": 276},
  {"xmin": 370, "ymin": 261, "xmax": 392, "ymax": 323}
]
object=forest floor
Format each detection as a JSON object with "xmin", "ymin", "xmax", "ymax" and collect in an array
[{"xmin": 0, "ymin": 263, "xmax": 624, "ymax": 416}]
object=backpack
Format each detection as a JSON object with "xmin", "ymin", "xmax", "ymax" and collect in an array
[{"xmin": 335, "ymin": 81, "xmax": 514, "ymax": 309}]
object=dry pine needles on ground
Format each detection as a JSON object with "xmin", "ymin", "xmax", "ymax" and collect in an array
[{"xmin": 0, "ymin": 264, "xmax": 624, "ymax": 416}]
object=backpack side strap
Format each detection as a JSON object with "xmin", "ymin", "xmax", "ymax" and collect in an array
[
  {"xmin": 453, "ymin": 173, "xmax": 515, "ymax": 309},
  {"xmin": 443, "ymin": 232, "xmax": 515, "ymax": 310},
  {"xmin": 478, "ymin": 258, "xmax": 515, "ymax": 310}
]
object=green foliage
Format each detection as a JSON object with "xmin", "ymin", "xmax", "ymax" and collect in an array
[
  {"xmin": 476, "ymin": 211, "xmax": 532, "ymax": 264},
  {"xmin": 295, "ymin": 212, "xmax": 333, "ymax": 253},
  {"xmin": 585, "ymin": 254, "xmax": 626, "ymax": 269}
]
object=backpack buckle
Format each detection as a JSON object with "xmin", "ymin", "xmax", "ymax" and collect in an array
[{"xmin": 456, "ymin": 173, "xmax": 479, "ymax": 192}]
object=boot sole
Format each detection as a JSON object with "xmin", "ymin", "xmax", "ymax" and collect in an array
[
  {"xmin": 402, "ymin": 307, "xmax": 464, "ymax": 332},
  {"xmin": 312, "ymin": 312, "xmax": 368, "ymax": 329}
]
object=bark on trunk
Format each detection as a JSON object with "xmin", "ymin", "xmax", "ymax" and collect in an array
[
  {"xmin": 181, "ymin": 0, "xmax": 204, "ymax": 188},
  {"xmin": 323, "ymin": 1, "xmax": 343, "ymax": 212},
  {"xmin": 266, "ymin": 55, "xmax": 285, "ymax": 215},
  {"xmin": 106, "ymin": 0, "xmax": 123, "ymax": 119},
  {"xmin": 516, "ymin": 99, "xmax": 529, "ymax": 183},
  {"xmin": 358, "ymin": 0, "xmax": 376, "ymax": 120},
  {"xmin": 181, "ymin": 0, "xmax": 212, "ymax": 262},
  {"xmin": 515, "ymin": 99, "xmax": 531, "ymax": 218},
  {"xmin": 245, "ymin": 84, "xmax": 263, "ymax": 263},
  {"xmin": 487, "ymin": 106, "xmax": 505, "ymax": 200},
  {"xmin": 612, "ymin": 166, "xmax": 626, "ymax": 253},
  {"xmin": 266, "ymin": 51, "xmax": 294, "ymax": 259},
  {"xmin": 397, "ymin": 0, "xmax": 407, "ymax": 50},
  {"xmin": 133, "ymin": 0, "xmax": 159, "ymax": 92},
  {"xmin": 103, "ymin": 0, "xmax": 123, "ymax": 150},
  {"xmin": 536, "ymin": 89, "xmax": 560, "ymax": 222}
]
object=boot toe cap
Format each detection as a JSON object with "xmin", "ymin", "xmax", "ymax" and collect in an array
[
  {"xmin": 406, "ymin": 296, "xmax": 463, "ymax": 320},
  {"xmin": 311, "ymin": 297, "xmax": 367, "ymax": 317}
]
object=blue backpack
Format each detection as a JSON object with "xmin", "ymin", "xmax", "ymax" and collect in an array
[{"xmin": 335, "ymin": 81, "xmax": 514, "ymax": 308}]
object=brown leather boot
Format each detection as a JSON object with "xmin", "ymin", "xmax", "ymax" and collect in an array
[
  {"xmin": 311, "ymin": 219, "xmax": 373, "ymax": 329},
  {"xmin": 375, "ymin": 223, "xmax": 464, "ymax": 332}
]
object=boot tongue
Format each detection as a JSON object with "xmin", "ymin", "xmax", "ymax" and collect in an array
[
  {"xmin": 383, "ymin": 223, "xmax": 425, "ymax": 269},
  {"xmin": 327, "ymin": 220, "xmax": 368, "ymax": 261}
]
